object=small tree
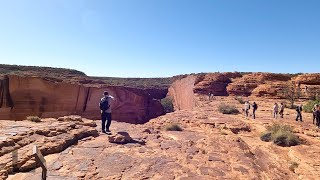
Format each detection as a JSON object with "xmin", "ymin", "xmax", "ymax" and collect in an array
[{"xmin": 279, "ymin": 82, "xmax": 300, "ymax": 108}]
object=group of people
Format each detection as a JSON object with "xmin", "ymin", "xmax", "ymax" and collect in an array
[
  {"xmin": 312, "ymin": 104, "xmax": 320, "ymax": 128},
  {"xmin": 272, "ymin": 103, "xmax": 286, "ymax": 119},
  {"xmin": 244, "ymin": 101, "xmax": 258, "ymax": 119},
  {"xmin": 243, "ymin": 101, "xmax": 305, "ymax": 122}
]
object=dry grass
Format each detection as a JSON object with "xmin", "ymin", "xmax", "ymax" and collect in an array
[
  {"xmin": 165, "ymin": 123, "xmax": 183, "ymax": 131},
  {"xmin": 218, "ymin": 103, "xmax": 240, "ymax": 114},
  {"xmin": 260, "ymin": 124, "xmax": 300, "ymax": 147},
  {"xmin": 27, "ymin": 116, "xmax": 41, "ymax": 122}
]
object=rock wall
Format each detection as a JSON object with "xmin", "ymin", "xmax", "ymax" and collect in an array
[
  {"xmin": 168, "ymin": 75, "xmax": 196, "ymax": 110},
  {"xmin": 194, "ymin": 73, "xmax": 232, "ymax": 96},
  {"xmin": 0, "ymin": 75, "xmax": 164, "ymax": 124}
]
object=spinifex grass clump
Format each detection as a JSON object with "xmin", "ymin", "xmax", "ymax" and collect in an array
[
  {"xmin": 165, "ymin": 123, "xmax": 183, "ymax": 131},
  {"xmin": 260, "ymin": 124, "xmax": 300, "ymax": 147},
  {"xmin": 27, "ymin": 116, "xmax": 41, "ymax": 122},
  {"xmin": 218, "ymin": 103, "xmax": 240, "ymax": 115}
]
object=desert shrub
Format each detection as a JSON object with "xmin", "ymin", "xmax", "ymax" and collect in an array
[
  {"xmin": 260, "ymin": 124, "xmax": 300, "ymax": 147},
  {"xmin": 303, "ymin": 100, "xmax": 320, "ymax": 113},
  {"xmin": 165, "ymin": 123, "xmax": 183, "ymax": 131},
  {"xmin": 235, "ymin": 96, "xmax": 245, "ymax": 104},
  {"xmin": 27, "ymin": 116, "xmax": 41, "ymax": 122},
  {"xmin": 289, "ymin": 161, "xmax": 299, "ymax": 172},
  {"xmin": 161, "ymin": 97, "xmax": 174, "ymax": 113},
  {"xmin": 260, "ymin": 132, "xmax": 272, "ymax": 142},
  {"xmin": 218, "ymin": 103, "xmax": 240, "ymax": 114}
]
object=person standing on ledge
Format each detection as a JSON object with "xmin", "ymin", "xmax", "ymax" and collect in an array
[
  {"xmin": 252, "ymin": 102, "xmax": 258, "ymax": 119},
  {"xmin": 296, "ymin": 104, "xmax": 303, "ymax": 122},
  {"xmin": 99, "ymin": 91, "xmax": 114, "ymax": 134}
]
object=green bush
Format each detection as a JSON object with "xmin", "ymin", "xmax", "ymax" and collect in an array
[
  {"xmin": 303, "ymin": 100, "xmax": 320, "ymax": 113},
  {"xmin": 235, "ymin": 96, "xmax": 245, "ymax": 104},
  {"xmin": 27, "ymin": 116, "xmax": 41, "ymax": 122},
  {"xmin": 218, "ymin": 103, "xmax": 240, "ymax": 114},
  {"xmin": 165, "ymin": 123, "xmax": 183, "ymax": 131},
  {"xmin": 260, "ymin": 124, "xmax": 300, "ymax": 147},
  {"xmin": 161, "ymin": 97, "xmax": 174, "ymax": 113}
]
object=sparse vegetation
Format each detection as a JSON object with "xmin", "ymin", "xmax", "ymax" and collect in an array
[
  {"xmin": 260, "ymin": 124, "xmax": 300, "ymax": 147},
  {"xmin": 289, "ymin": 161, "xmax": 299, "ymax": 172},
  {"xmin": 165, "ymin": 123, "xmax": 183, "ymax": 131},
  {"xmin": 279, "ymin": 83, "xmax": 301, "ymax": 109},
  {"xmin": 161, "ymin": 97, "xmax": 174, "ymax": 113},
  {"xmin": 303, "ymin": 100, "xmax": 320, "ymax": 113},
  {"xmin": 218, "ymin": 103, "xmax": 240, "ymax": 114},
  {"xmin": 27, "ymin": 116, "xmax": 41, "ymax": 122},
  {"xmin": 235, "ymin": 96, "xmax": 245, "ymax": 104}
]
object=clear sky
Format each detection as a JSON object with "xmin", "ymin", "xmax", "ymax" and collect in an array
[{"xmin": 0, "ymin": 0, "xmax": 319, "ymax": 77}]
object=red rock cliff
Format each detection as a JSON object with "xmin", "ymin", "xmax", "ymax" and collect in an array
[
  {"xmin": 168, "ymin": 75, "xmax": 196, "ymax": 110},
  {"xmin": 0, "ymin": 75, "xmax": 164, "ymax": 124}
]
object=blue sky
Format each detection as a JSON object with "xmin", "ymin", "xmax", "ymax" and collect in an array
[{"xmin": 0, "ymin": 0, "xmax": 319, "ymax": 77}]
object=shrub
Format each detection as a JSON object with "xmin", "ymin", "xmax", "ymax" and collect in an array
[
  {"xmin": 27, "ymin": 116, "xmax": 41, "ymax": 122},
  {"xmin": 235, "ymin": 96, "xmax": 245, "ymax": 104},
  {"xmin": 289, "ymin": 162, "xmax": 299, "ymax": 172},
  {"xmin": 161, "ymin": 97, "xmax": 174, "ymax": 113},
  {"xmin": 303, "ymin": 100, "xmax": 320, "ymax": 113},
  {"xmin": 260, "ymin": 124, "xmax": 300, "ymax": 147},
  {"xmin": 165, "ymin": 123, "xmax": 183, "ymax": 131},
  {"xmin": 218, "ymin": 103, "xmax": 240, "ymax": 114}
]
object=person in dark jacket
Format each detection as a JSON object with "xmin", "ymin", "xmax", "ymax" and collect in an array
[
  {"xmin": 295, "ymin": 105, "xmax": 303, "ymax": 122},
  {"xmin": 252, "ymin": 102, "xmax": 258, "ymax": 119},
  {"xmin": 99, "ymin": 91, "xmax": 114, "ymax": 134},
  {"xmin": 279, "ymin": 103, "xmax": 285, "ymax": 118},
  {"xmin": 316, "ymin": 105, "xmax": 320, "ymax": 128}
]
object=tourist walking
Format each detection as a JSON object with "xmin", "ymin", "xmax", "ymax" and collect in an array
[
  {"xmin": 295, "ymin": 104, "xmax": 303, "ymax": 122},
  {"xmin": 279, "ymin": 103, "xmax": 285, "ymax": 118},
  {"xmin": 316, "ymin": 105, "xmax": 320, "ymax": 128},
  {"xmin": 208, "ymin": 91, "xmax": 214, "ymax": 101},
  {"xmin": 273, "ymin": 103, "xmax": 279, "ymax": 119},
  {"xmin": 312, "ymin": 104, "xmax": 319, "ymax": 124},
  {"xmin": 244, "ymin": 101, "xmax": 250, "ymax": 118},
  {"xmin": 99, "ymin": 91, "xmax": 114, "ymax": 134},
  {"xmin": 252, "ymin": 102, "xmax": 258, "ymax": 119}
]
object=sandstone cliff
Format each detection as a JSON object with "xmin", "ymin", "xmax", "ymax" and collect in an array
[
  {"xmin": 168, "ymin": 75, "xmax": 197, "ymax": 110},
  {"xmin": 0, "ymin": 75, "xmax": 164, "ymax": 124}
]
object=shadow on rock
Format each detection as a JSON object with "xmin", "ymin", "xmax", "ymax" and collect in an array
[{"xmin": 108, "ymin": 131, "xmax": 145, "ymax": 145}]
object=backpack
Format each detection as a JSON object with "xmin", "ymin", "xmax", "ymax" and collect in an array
[
  {"xmin": 99, "ymin": 97, "xmax": 110, "ymax": 111},
  {"xmin": 254, "ymin": 104, "xmax": 258, "ymax": 110}
]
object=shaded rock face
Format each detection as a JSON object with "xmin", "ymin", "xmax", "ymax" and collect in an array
[
  {"xmin": 194, "ymin": 73, "xmax": 232, "ymax": 96},
  {"xmin": 0, "ymin": 75, "xmax": 164, "ymax": 124},
  {"xmin": 0, "ymin": 76, "xmax": 13, "ymax": 109},
  {"xmin": 168, "ymin": 75, "xmax": 196, "ymax": 110}
]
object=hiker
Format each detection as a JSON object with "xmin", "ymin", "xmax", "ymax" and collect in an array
[
  {"xmin": 295, "ymin": 104, "xmax": 303, "ymax": 122},
  {"xmin": 279, "ymin": 103, "xmax": 285, "ymax": 118},
  {"xmin": 312, "ymin": 104, "xmax": 319, "ymax": 124},
  {"xmin": 316, "ymin": 105, "xmax": 320, "ymax": 128},
  {"xmin": 244, "ymin": 101, "xmax": 250, "ymax": 117},
  {"xmin": 208, "ymin": 91, "xmax": 214, "ymax": 101},
  {"xmin": 99, "ymin": 91, "xmax": 114, "ymax": 134},
  {"xmin": 252, "ymin": 102, "xmax": 258, "ymax": 119},
  {"xmin": 273, "ymin": 103, "xmax": 279, "ymax": 119}
]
